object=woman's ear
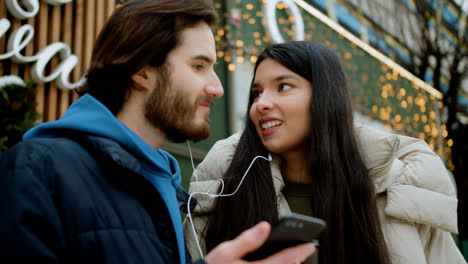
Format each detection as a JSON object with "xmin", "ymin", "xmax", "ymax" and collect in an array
[{"xmin": 131, "ymin": 65, "xmax": 154, "ymax": 91}]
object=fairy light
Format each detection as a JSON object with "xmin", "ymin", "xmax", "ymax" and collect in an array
[{"xmin": 212, "ymin": 0, "xmax": 451, "ymax": 164}]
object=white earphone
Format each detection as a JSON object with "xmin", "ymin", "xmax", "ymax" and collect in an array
[{"xmin": 186, "ymin": 141, "xmax": 272, "ymax": 259}]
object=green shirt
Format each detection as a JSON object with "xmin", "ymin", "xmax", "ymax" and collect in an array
[{"xmin": 283, "ymin": 179, "xmax": 318, "ymax": 264}]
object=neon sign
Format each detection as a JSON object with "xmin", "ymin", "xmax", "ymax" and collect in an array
[
  {"xmin": 0, "ymin": 0, "xmax": 84, "ymax": 90},
  {"xmin": 263, "ymin": 0, "xmax": 305, "ymax": 44}
]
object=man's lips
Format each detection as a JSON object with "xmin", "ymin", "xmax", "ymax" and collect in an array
[
  {"xmin": 198, "ymin": 96, "xmax": 214, "ymax": 108},
  {"xmin": 198, "ymin": 100, "xmax": 214, "ymax": 114},
  {"xmin": 199, "ymin": 102, "xmax": 211, "ymax": 107}
]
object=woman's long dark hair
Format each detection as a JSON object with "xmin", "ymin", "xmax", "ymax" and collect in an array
[{"xmin": 205, "ymin": 41, "xmax": 391, "ymax": 264}]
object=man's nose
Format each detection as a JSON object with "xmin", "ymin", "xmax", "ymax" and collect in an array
[{"xmin": 205, "ymin": 74, "xmax": 224, "ymax": 98}]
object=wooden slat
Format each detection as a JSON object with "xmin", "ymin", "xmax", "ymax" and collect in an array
[
  {"xmin": 45, "ymin": 5, "xmax": 61, "ymax": 121},
  {"xmin": 35, "ymin": 2, "xmax": 49, "ymax": 122},
  {"xmin": 83, "ymin": 0, "xmax": 95, "ymax": 78},
  {"xmin": 106, "ymin": 0, "xmax": 116, "ymax": 19},
  {"xmin": 23, "ymin": 16, "xmax": 36, "ymax": 80},
  {"xmin": 57, "ymin": 2, "xmax": 74, "ymax": 117},
  {"xmin": 96, "ymin": 0, "xmax": 105, "ymax": 36},
  {"xmin": 72, "ymin": 0, "xmax": 85, "ymax": 102}
]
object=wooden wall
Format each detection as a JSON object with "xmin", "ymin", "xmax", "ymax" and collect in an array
[{"xmin": 0, "ymin": 0, "xmax": 115, "ymax": 122}]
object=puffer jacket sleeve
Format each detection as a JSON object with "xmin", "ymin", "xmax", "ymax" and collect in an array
[
  {"xmin": 183, "ymin": 133, "xmax": 240, "ymax": 262},
  {"xmin": 0, "ymin": 142, "xmax": 65, "ymax": 263},
  {"xmin": 383, "ymin": 132, "xmax": 457, "ymax": 232},
  {"xmin": 357, "ymin": 125, "xmax": 465, "ymax": 263},
  {"xmin": 386, "ymin": 134, "xmax": 457, "ymax": 232},
  {"xmin": 422, "ymin": 226, "xmax": 466, "ymax": 263}
]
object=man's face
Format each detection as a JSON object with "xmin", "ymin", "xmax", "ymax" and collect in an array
[{"xmin": 144, "ymin": 22, "xmax": 223, "ymax": 142}]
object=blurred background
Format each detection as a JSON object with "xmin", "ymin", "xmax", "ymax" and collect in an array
[{"xmin": 1, "ymin": 0, "xmax": 466, "ymax": 260}]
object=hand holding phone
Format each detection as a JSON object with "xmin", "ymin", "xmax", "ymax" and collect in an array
[
  {"xmin": 266, "ymin": 212, "xmax": 326, "ymax": 246},
  {"xmin": 245, "ymin": 213, "xmax": 326, "ymax": 260}
]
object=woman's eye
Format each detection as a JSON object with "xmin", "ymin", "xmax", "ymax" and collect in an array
[
  {"xmin": 252, "ymin": 90, "xmax": 262, "ymax": 98},
  {"xmin": 279, "ymin": 84, "xmax": 292, "ymax": 91}
]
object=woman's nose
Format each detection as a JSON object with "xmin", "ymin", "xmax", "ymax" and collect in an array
[{"xmin": 255, "ymin": 92, "xmax": 273, "ymax": 112}]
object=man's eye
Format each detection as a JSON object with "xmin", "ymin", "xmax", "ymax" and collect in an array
[
  {"xmin": 279, "ymin": 84, "xmax": 292, "ymax": 91},
  {"xmin": 193, "ymin": 65, "xmax": 204, "ymax": 70}
]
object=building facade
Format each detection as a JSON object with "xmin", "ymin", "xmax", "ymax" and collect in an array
[{"xmin": 1, "ymin": 0, "xmax": 466, "ymax": 258}]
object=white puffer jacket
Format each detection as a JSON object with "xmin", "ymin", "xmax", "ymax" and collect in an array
[{"xmin": 183, "ymin": 125, "xmax": 466, "ymax": 263}]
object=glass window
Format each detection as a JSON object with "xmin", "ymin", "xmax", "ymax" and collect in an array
[
  {"xmin": 333, "ymin": 3, "xmax": 361, "ymax": 35},
  {"xmin": 367, "ymin": 26, "xmax": 377, "ymax": 45},
  {"xmin": 441, "ymin": 83, "xmax": 449, "ymax": 93},
  {"xmin": 458, "ymin": 96, "xmax": 468, "ymax": 108},
  {"xmin": 424, "ymin": 70, "xmax": 433, "ymax": 83},
  {"xmin": 441, "ymin": 4, "xmax": 459, "ymax": 31},
  {"xmin": 378, "ymin": 39, "xmax": 389, "ymax": 55},
  {"xmin": 392, "ymin": 47, "xmax": 411, "ymax": 65},
  {"xmin": 306, "ymin": 0, "xmax": 327, "ymax": 12}
]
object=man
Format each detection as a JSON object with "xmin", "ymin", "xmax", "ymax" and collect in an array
[{"xmin": 0, "ymin": 0, "xmax": 315, "ymax": 263}]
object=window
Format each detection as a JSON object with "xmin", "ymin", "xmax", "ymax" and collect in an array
[
  {"xmin": 367, "ymin": 27, "xmax": 388, "ymax": 55},
  {"xmin": 426, "ymin": 0, "xmax": 437, "ymax": 9},
  {"xmin": 306, "ymin": 0, "xmax": 327, "ymax": 12},
  {"xmin": 441, "ymin": 4, "xmax": 459, "ymax": 31},
  {"xmin": 424, "ymin": 70, "xmax": 433, "ymax": 83},
  {"xmin": 334, "ymin": 3, "xmax": 361, "ymax": 35},
  {"xmin": 458, "ymin": 96, "xmax": 468, "ymax": 108},
  {"xmin": 441, "ymin": 83, "xmax": 449, "ymax": 93},
  {"xmin": 378, "ymin": 39, "xmax": 389, "ymax": 55},
  {"xmin": 392, "ymin": 46, "xmax": 411, "ymax": 65},
  {"xmin": 367, "ymin": 26, "xmax": 377, "ymax": 45}
]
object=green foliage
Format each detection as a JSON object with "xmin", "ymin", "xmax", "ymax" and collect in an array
[{"xmin": 0, "ymin": 81, "xmax": 40, "ymax": 153}]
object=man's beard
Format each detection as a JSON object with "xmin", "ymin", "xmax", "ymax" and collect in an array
[{"xmin": 144, "ymin": 70, "xmax": 212, "ymax": 143}]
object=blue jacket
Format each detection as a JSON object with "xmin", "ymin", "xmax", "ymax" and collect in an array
[{"xmin": 0, "ymin": 95, "xmax": 202, "ymax": 263}]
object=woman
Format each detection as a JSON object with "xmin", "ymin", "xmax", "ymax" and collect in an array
[{"xmin": 183, "ymin": 41, "xmax": 464, "ymax": 263}]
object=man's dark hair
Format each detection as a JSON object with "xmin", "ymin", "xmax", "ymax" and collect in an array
[{"xmin": 77, "ymin": 0, "xmax": 218, "ymax": 114}]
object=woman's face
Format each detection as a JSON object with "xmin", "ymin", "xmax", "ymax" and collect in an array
[{"xmin": 249, "ymin": 58, "xmax": 312, "ymax": 156}]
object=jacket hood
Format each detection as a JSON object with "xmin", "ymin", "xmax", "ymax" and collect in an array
[
  {"xmin": 24, "ymin": 94, "xmax": 180, "ymax": 186},
  {"xmin": 24, "ymin": 94, "xmax": 187, "ymax": 263}
]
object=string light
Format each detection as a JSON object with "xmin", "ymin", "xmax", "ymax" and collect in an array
[{"xmin": 210, "ymin": 0, "xmax": 452, "ymax": 165}]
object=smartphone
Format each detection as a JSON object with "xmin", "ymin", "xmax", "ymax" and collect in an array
[
  {"xmin": 266, "ymin": 213, "xmax": 326, "ymax": 246},
  {"xmin": 245, "ymin": 213, "xmax": 326, "ymax": 260}
]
